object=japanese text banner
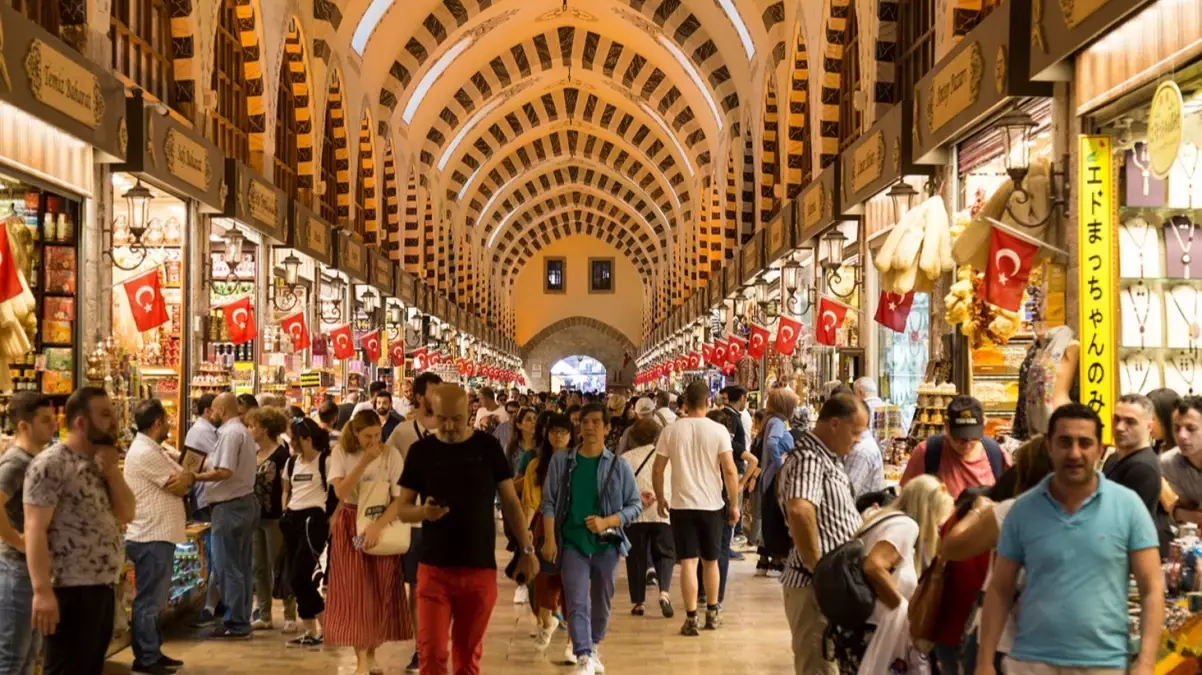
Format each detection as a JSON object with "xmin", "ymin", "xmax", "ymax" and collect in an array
[{"xmin": 1078, "ymin": 135, "xmax": 1116, "ymax": 444}]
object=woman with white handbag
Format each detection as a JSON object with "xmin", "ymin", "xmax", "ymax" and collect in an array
[{"xmin": 324, "ymin": 410, "xmax": 412, "ymax": 675}]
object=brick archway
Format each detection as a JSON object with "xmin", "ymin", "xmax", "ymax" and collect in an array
[{"xmin": 520, "ymin": 317, "xmax": 637, "ymax": 390}]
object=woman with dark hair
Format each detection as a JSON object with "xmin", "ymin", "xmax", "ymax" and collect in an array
[
  {"xmin": 1149, "ymin": 388, "xmax": 1181, "ymax": 453},
  {"xmin": 526, "ymin": 413, "xmax": 574, "ymax": 656},
  {"xmin": 243, "ymin": 407, "xmax": 297, "ymax": 631},
  {"xmin": 279, "ymin": 418, "xmax": 332, "ymax": 646},
  {"xmin": 507, "ymin": 406, "xmax": 539, "ymax": 605}
]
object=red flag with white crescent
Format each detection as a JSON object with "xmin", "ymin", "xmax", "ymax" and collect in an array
[
  {"xmin": 774, "ymin": 314, "xmax": 803, "ymax": 355},
  {"xmin": 361, "ymin": 330, "xmax": 382, "ymax": 363},
  {"xmin": 389, "ymin": 340, "xmax": 405, "ymax": 367},
  {"xmin": 816, "ymin": 297, "xmax": 849, "ymax": 346},
  {"xmin": 985, "ymin": 227, "xmax": 1039, "ymax": 311},
  {"xmin": 123, "ymin": 269, "xmax": 170, "ymax": 332},
  {"xmin": 726, "ymin": 335, "xmax": 747, "ymax": 364},
  {"xmin": 701, "ymin": 343, "xmax": 714, "ymax": 365},
  {"xmin": 278, "ymin": 312, "xmax": 310, "ymax": 352},
  {"xmin": 747, "ymin": 323, "xmax": 771, "ymax": 360},
  {"xmin": 874, "ymin": 290, "xmax": 916, "ymax": 333},
  {"xmin": 412, "ymin": 346, "xmax": 429, "ymax": 371},
  {"xmin": 687, "ymin": 352, "xmax": 702, "ymax": 370},
  {"xmin": 221, "ymin": 295, "xmax": 257, "ymax": 345},
  {"xmin": 329, "ymin": 324, "xmax": 355, "ymax": 359}
]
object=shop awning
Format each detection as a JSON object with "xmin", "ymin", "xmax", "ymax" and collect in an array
[
  {"xmin": 912, "ymin": 0, "xmax": 1053, "ymax": 165},
  {"xmin": 223, "ymin": 160, "xmax": 289, "ymax": 243},
  {"xmin": 798, "ymin": 163, "xmax": 841, "ymax": 242},
  {"xmin": 335, "ymin": 229, "xmax": 368, "ymax": 283},
  {"xmin": 843, "ymin": 104, "xmax": 934, "ymax": 211},
  {"xmin": 289, "ymin": 202, "xmax": 335, "ymax": 267},
  {"xmin": 115, "ymin": 92, "xmax": 223, "ymax": 210},
  {"xmin": 0, "ymin": 3, "xmax": 127, "ymax": 162},
  {"xmin": 1030, "ymin": 0, "xmax": 1156, "ymax": 81}
]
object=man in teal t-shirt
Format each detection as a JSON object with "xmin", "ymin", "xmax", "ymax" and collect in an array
[
  {"xmin": 562, "ymin": 453, "xmax": 608, "ymax": 556},
  {"xmin": 976, "ymin": 403, "xmax": 1164, "ymax": 675}
]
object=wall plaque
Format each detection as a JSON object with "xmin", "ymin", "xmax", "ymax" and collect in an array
[
  {"xmin": 306, "ymin": 217, "xmax": 329, "ymax": 257},
  {"xmin": 851, "ymin": 131, "xmax": 886, "ymax": 193},
  {"xmin": 338, "ymin": 232, "xmax": 367, "ymax": 281},
  {"xmin": 164, "ymin": 128, "xmax": 211, "ymax": 191},
  {"xmin": 928, "ymin": 42, "xmax": 984, "ymax": 134},
  {"xmin": 24, "ymin": 39, "xmax": 102, "ymax": 128},
  {"xmin": 803, "ymin": 184, "xmax": 826, "ymax": 230},
  {"xmin": 248, "ymin": 179, "xmax": 279, "ymax": 228}
]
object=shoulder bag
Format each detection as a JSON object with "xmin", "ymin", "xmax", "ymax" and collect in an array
[{"xmin": 356, "ymin": 451, "xmax": 411, "ymax": 556}]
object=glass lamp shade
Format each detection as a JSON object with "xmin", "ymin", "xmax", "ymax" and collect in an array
[
  {"xmin": 887, "ymin": 181, "xmax": 919, "ymax": 224},
  {"xmin": 823, "ymin": 229, "xmax": 847, "ymax": 267},
  {"xmin": 782, "ymin": 260, "xmax": 802, "ymax": 292},
  {"xmin": 719, "ymin": 304, "xmax": 730, "ymax": 326},
  {"xmin": 388, "ymin": 304, "xmax": 403, "ymax": 326},
  {"xmin": 281, "ymin": 253, "xmax": 301, "ymax": 286},
  {"xmin": 123, "ymin": 180, "xmax": 153, "ymax": 240},
  {"xmin": 360, "ymin": 289, "xmax": 378, "ymax": 314},
  {"xmin": 734, "ymin": 296, "xmax": 747, "ymax": 317},
  {"xmin": 755, "ymin": 279, "xmax": 770, "ymax": 305},
  {"xmin": 222, "ymin": 228, "xmax": 244, "ymax": 265},
  {"xmin": 998, "ymin": 111, "xmax": 1037, "ymax": 179}
]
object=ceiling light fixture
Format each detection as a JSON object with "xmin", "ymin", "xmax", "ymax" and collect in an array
[
  {"xmin": 403, "ymin": 36, "xmax": 474, "ymax": 125},
  {"xmin": 655, "ymin": 35, "xmax": 723, "ymax": 134},
  {"xmin": 351, "ymin": 0, "xmax": 391, "ymax": 55},
  {"xmin": 716, "ymin": 0, "xmax": 756, "ymax": 61}
]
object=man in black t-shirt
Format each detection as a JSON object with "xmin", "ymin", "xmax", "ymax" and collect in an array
[
  {"xmin": 1106, "ymin": 394, "xmax": 1173, "ymax": 556},
  {"xmin": 398, "ymin": 385, "xmax": 537, "ymax": 675}
]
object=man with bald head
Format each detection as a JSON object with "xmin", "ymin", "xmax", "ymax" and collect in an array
[
  {"xmin": 398, "ymin": 384, "xmax": 538, "ymax": 675},
  {"xmin": 194, "ymin": 392, "xmax": 260, "ymax": 639}
]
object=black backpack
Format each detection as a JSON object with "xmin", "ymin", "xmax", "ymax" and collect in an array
[
  {"xmin": 813, "ymin": 513, "xmax": 907, "ymax": 630},
  {"xmin": 924, "ymin": 434, "xmax": 1004, "ymax": 479},
  {"xmin": 760, "ymin": 475, "xmax": 793, "ymax": 558}
]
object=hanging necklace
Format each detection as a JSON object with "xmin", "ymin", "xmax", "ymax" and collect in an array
[
  {"xmin": 1169, "ymin": 285, "xmax": 1202, "ymax": 342},
  {"xmin": 1170, "ymin": 355, "xmax": 1200, "ymax": 395},
  {"xmin": 1179, "ymin": 143, "xmax": 1202, "ymax": 208},
  {"xmin": 1169, "ymin": 217, "xmax": 1197, "ymax": 276},
  {"xmin": 1123, "ymin": 355, "xmax": 1153, "ymax": 394},
  {"xmin": 1121, "ymin": 218, "xmax": 1153, "ymax": 277},
  {"xmin": 1130, "ymin": 142, "xmax": 1153, "ymax": 196},
  {"xmin": 1126, "ymin": 285, "xmax": 1153, "ymax": 346}
]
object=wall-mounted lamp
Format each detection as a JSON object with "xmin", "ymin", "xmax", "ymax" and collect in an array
[
  {"xmin": 320, "ymin": 276, "xmax": 345, "ymax": 323},
  {"xmin": 821, "ymin": 229, "xmax": 861, "ymax": 300},
  {"xmin": 359, "ymin": 288, "xmax": 378, "ymax": 316},
  {"xmin": 270, "ymin": 252, "xmax": 304, "ymax": 311},
  {"xmin": 782, "ymin": 257, "xmax": 816, "ymax": 316},
  {"xmin": 107, "ymin": 179, "xmax": 158, "ymax": 271},
  {"xmin": 887, "ymin": 180, "xmax": 919, "ymax": 225},
  {"xmin": 997, "ymin": 111, "xmax": 1069, "ymax": 228},
  {"xmin": 386, "ymin": 303, "xmax": 404, "ymax": 339}
]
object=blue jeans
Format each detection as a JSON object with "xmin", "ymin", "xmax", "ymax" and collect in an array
[
  {"xmin": 0, "ymin": 555, "xmax": 39, "ymax": 675},
  {"xmin": 696, "ymin": 522, "xmax": 734, "ymax": 604},
  {"xmin": 126, "ymin": 541, "xmax": 175, "ymax": 667},
  {"xmin": 559, "ymin": 546, "xmax": 619, "ymax": 658},
  {"xmin": 212, "ymin": 495, "xmax": 258, "ymax": 633}
]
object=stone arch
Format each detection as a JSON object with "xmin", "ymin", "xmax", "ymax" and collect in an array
[
  {"xmin": 758, "ymin": 1, "xmax": 788, "ymax": 68},
  {"xmin": 723, "ymin": 135, "xmax": 739, "ymax": 260},
  {"xmin": 281, "ymin": 17, "xmax": 317, "ymax": 190},
  {"xmin": 318, "ymin": 67, "xmax": 350, "ymax": 226},
  {"xmin": 760, "ymin": 75, "xmax": 781, "ymax": 224},
  {"xmin": 162, "ymin": 0, "xmax": 202, "ymax": 117},
  {"xmin": 402, "ymin": 167, "xmax": 422, "ymax": 275},
  {"xmin": 520, "ymin": 317, "xmax": 639, "ymax": 388},
  {"xmin": 496, "ymin": 207, "xmax": 659, "ymax": 280},
  {"xmin": 382, "ymin": 140, "xmax": 400, "ymax": 260},
  {"xmin": 234, "ymin": 0, "xmax": 267, "ymax": 158},
  {"xmin": 818, "ymin": 0, "xmax": 852, "ymax": 167},
  {"xmin": 740, "ymin": 122, "xmax": 755, "ymax": 240},
  {"xmin": 356, "ymin": 109, "xmax": 378, "ymax": 243},
  {"xmin": 785, "ymin": 21, "xmax": 812, "ymax": 199}
]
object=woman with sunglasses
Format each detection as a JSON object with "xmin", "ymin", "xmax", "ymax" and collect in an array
[{"xmin": 279, "ymin": 418, "xmax": 333, "ymax": 647}]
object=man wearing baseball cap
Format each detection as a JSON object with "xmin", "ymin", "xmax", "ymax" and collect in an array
[{"xmin": 900, "ymin": 395, "xmax": 1009, "ymax": 499}]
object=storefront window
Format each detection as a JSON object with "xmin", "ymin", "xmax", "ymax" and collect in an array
[
  {"xmin": 209, "ymin": 0, "xmax": 251, "ymax": 164},
  {"xmin": 261, "ymin": 248, "xmax": 311, "ymax": 405},
  {"xmin": 317, "ymin": 269, "xmax": 349, "ymax": 396},
  {"xmin": 205, "ymin": 220, "xmax": 259, "ymax": 394},
  {"xmin": 878, "ymin": 292, "xmax": 930, "ymax": 433},
  {"xmin": 110, "ymin": 0, "xmax": 174, "ymax": 111}
]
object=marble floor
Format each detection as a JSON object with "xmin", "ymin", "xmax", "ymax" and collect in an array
[{"xmin": 103, "ymin": 547, "xmax": 795, "ymax": 674}]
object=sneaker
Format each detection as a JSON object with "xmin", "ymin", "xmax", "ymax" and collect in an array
[
  {"xmin": 766, "ymin": 568, "xmax": 782, "ymax": 578},
  {"xmin": 209, "ymin": 626, "xmax": 252, "ymax": 640},
  {"xmin": 157, "ymin": 655, "xmax": 184, "ymax": 668},
  {"xmin": 287, "ymin": 634, "xmax": 324, "ymax": 647},
  {"xmin": 705, "ymin": 607, "xmax": 723, "ymax": 630},
  {"xmin": 645, "ymin": 569, "xmax": 658, "ymax": 587},
  {"xmin": 680, "ymin": 616, "xmax": 700, "ymax": 636},
  {"xmin": 728, "ymin": 550, "xmax": 746, "ymax": 561},
  {"xmin": 563, "ymin": 643, "xmax": 578, "ymax": 665},
  {"xmin": 733, "ymin": 534, "xmax": 747, "ymax": 546},
  {"xmin": 593, "ymin": 649, "xmax": 606, "ymax": 673},
  {"xmin": 131, "ymin": 663, "xmax": 175, "ymax": 674},
  {"xmin": 190, "ymin": 608, "xmax": 216, "ymax": 627},
  {"xmin": 754, "ymin": 567, "xmax": 769, "ymax": 577},
  {"xmin": 514, "ymin": 584, "xmax": 529, "ymax": 605},
  {"xmin": 631, "ymin": 603, "xmax": 645, "ymax": 616},
  {"xmin": 554, "ymin": 612, "xmax": 566, "ymax": 630},
  {"xmin": 659, "ymin": 596, "xmax": 675, "ymax": 618},
  {"xmin": 281, "ymin": 620, "xmax": 300, "ymax": 634},
  {"xmin": 405, "ymin": 651, "xmax": 420, "ymax": 673},
  {"xmin": 533, "ymin": 616, "xmax": 559, "ymax": 651},
  {"xmin": 251, "ymin": 619, "xmax": 273, "ymax": 630},
  {"xmin": 574, "ymin": 655, "xmax": 597, "ymax": 675}
]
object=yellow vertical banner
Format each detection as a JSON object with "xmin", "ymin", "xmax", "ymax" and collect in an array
[{"xmin": 1078, "ymin": 135, "xmax": 1117, "ymax": 444}]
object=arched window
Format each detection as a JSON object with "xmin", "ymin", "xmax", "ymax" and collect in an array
[
  {"xmin": 837, "ymin": 3, "xmax": 862, "ymax": 151},
  {"xmin": 898, "ymin": 0, "xmax": 937, "ymax": 103},
  {"xmin": 209, "ymin": 0, "xmax": 250, "ymax": 162},
  {"xmin": 274, "ymin": 60, "xmax": 300, "ymax": 200},
  {"xmin": 319, "ymin": 102, "xmax": 339, "ymax": 225},
  {"xmin": 9, "ymin": 0, "xmax": 58, "ymax": 36},
  {"xmin": 110, "ymin": 0, "xmax": 174, "ymax": 108}
]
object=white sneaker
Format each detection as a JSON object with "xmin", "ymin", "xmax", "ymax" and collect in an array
[
  {"xmin": 574, "ymin": 655, "xmax": 597, "ymax": 675},
  {"xmin": 513, "ymin": 584, "xmax": 529, "ymax": 605},
  {"xmin": 767, "ymin": 568, "xmax": 782, "ymax": 578},
  {"xmin": 754, "ymin": 568, "xmax": 769, "ymax": 577},
  {"xmin": 251, "ymin": 619, "xmax": 273, "ymax": 630},
  {"xmin": 563, "ymin": 643, "xmax": 578, "ymax": 665},
  {"xmin": 533, "ymin": 617, "xmax": 559, "ymax": 650},
  {"xmin": 281, "ymin": 621, "xmax": 299, "ymax": 634},
  {"xmin": 592, "ymin": 649, "xmax": 605, "ymax": 673}
]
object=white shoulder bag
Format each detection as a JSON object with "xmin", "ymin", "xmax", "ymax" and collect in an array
[{"xmin": 356, "ymin": 451, "xmax": 411, "ymax": 556}]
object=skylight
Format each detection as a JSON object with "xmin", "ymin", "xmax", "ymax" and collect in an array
[
  {"xmin": 403, "ymin": 36, "xmax": 474, "ymax": 125},
  {"xmin": 655, "ymin": 35, "xmax": 724, "ymax": 135},
  {"xmin": 351, "ymin": 0, "xmax": 391, "ymax": 55},
  {"xmin": 717, "ymin": 0, "xmax": 756, "ymax": 61},
  {"xmin": 437, "ymin": 96, "xmax": 506, "ymax": 171},
  {"xmin": 639, "ymin": 100, "xmax": 696, "ymax": 178}
]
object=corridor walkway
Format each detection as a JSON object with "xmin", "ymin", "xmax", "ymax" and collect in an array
[{"xmin": 104, "ymin": 549, "xmax": 794, "ymax": 675}]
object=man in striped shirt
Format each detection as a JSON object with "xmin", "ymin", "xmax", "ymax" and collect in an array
[{"xmin": 776, "ymin": 393, "xmax": 867, "ymax": 675}]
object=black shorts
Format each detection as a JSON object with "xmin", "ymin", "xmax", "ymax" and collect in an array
[
  {"xmin": 670, "ymin": 508, "xmax": 725, "ymax": 562},
  {"xmin": 401, "ymin": 527, "xmax": 424, "ymax": 585}
]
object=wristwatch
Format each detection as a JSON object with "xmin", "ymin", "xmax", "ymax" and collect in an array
[{"xmin": 521, "ymin": 544, "xmax": 535, "ymax": 555}]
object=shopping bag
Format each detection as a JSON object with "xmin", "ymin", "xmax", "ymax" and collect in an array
[{"xmin": 355, "ymin": 453, "xmax": 410, "ymax": 556}]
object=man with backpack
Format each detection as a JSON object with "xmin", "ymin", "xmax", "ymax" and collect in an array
[
  {"xmin": 773, "ymin": 393, "xmax": 867, "ymax": 675},
  {"xmin": 900, "ymin": 396, "xmax": 1010, "ymax": 499}
]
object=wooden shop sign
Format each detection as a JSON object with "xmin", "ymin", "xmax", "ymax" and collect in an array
[
  {"xmin": 843, "ymin": 104, "xmax": 932, "ymax": 211},
  {"xmin": 225, "ymin": 160, "xmax": 288, "ymax": 242},
  {"xmin": 288, "ymin": 202, "xmax": 334, "ymax": 267},
  {"xmin": 1030, "ymin": 0, "xmax": 1154, "ymax": 81},
  {"xmin": 369, "ymin": 249, "xmax": 396, "ymax": 296},
  {"xmin": 337, "ymin": 230, "xmax": 368, "ymax": 282},
  {"xmin": 116, "ymin": 92, "xmax": 223, "ymax": 210},
  {"xmin": 1147, "ymin": 80, "xmax": 1184, "ymax": 179},
  {"xmin": 740, "ymin": 230, "xmax": 764, "ymax": 285}
]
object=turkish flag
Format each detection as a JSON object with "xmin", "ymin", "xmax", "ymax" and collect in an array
[
  {"xmin": 412, "ymin": 346, "xmax": 429, "ymax": 371},
  {"xmin": 329, "ymin": 324, "xmax": 355, "ymax": 359},
  {"xmin": 712, "ymin": 340, "xmax": 728, "ymax": 366},
  {"xmin": 702, "ymin": 343, "xmax": 714, "ymax": 365},
  {"xmin": 985, "ymin": 227, "xmax": 1039, "ymax": 311},
  {"xmin": 0, "ymin": 226, "xmax": 25, "ymax": 304},
  {"xmin": 747, "ymin": 323, "xmax": 771, "ymax": 360},
  {"xmin": 389, "ymin": 340, "xmax": 405, "ymax": 367},
  {"xmin": 221, "ymin": 296, "xmax": 257, "ymax": 345},
  {"xmin": 727, "ymin": 335, "xmax": 747, "ymax": 364},
  {"xmin": 687, "ymin": 352, "xmax": 702, "ymax": 370},
  {"xmin": 775, "ymin": 314, "xmax": 804, "ymax": 355},
  {"xmin": 874, "ymin": 290, "xmax": 916, "ymax": 333},
  {"xmin": 278, "ymin": 312, "xmax": 310, "ymax": 352},
  {"xmin": 816, "ymin": 297, "xmax": 849, "ymax": 346},
  {"xmin": 123, "ymin": 269, "xmax": 169, "ymax": 332},
  {"xmin": 361, "ymin": 330, "xmax": 382, "ymax": 363}
]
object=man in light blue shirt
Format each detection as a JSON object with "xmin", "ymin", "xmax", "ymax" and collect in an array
[
  {"xmin": 194, "ymin": 393, "xmax": 259, "ymax": 639},
  {"xmin": 977, "ymin": 402, "xmax": 1163, "ymax": 675},
  {"xmin": 183, "ymin": 394, "xmax": 223, "ymax": 625}
]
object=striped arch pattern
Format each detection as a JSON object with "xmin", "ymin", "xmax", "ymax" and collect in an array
[
  {"xmin": 436, "ymin": 211, "xmax": 450, "ymax": 293},
  {"xmin": 710, "ymin": 175, "xmax": 728, "ymax": 268},
  {"xmin": 283, "ymin": 19, "xmax": 315, "ymax": 189},
  {"xmin": 758, "ymin": 1, "xmax": 788, "ymax": 68},
  {"xmin": 382, "ymin": 141, "xmax": 400, "ymax": 259},
  {"xmin": 723, "ymin": 136, "xmax": 738, "ymax": 259},
  {"xmin": 496, "ymin": 212, "xmax": 656, "ymax": 282},
  {"xmin": 411, "ymin": 28, "xmax": 721, "ymax": 181},
  {"xmin": 167, "ymin": 0, "xmax": 197, "ymax": 109},
  {"xmin": 456, "ymin": 232, "xmax": 474, "ymax": 309},
  {"xmin": 422, "ymin": 197, "xmax": 436, "ymax": 284},
  {"xmin": 493, "ymin": 193, "xmax": 660, "ymax": 266},
  {"xmin": 786, "ymin": 26, "xmax": 810, "ymax": 198},
  {"xmin": 458, "ymin": 126, "xmax": 688, "ymax": 238},
  {"xmin": 403, "ymin": 169, "xmax": 421, "ymax": 273},
  {"xmin": 356, "ymin": 114, "xmax": 378, "ymax": 244},
  {"xmin": 492, "ymin": 204, "xmax": 657, "ymax": 273},
  {"xmin": 873, "ymin": 1, "xmax": 900, "ymax": 105},
  {"xmin": 819, "ymin": 0, "xmax": 851, "ymax": 168},
  {"xmin": 57, "ymin": 0, "xmax": 87, "ymax": 51},
  {"xmin": 445, "ymin": 85, "xmax": 694, "ymax": 216},
  {"xmin": 234, "ymin": 0, "xmax": 266, "ymax": 157},
  {"xmin": 760, "ymin": 77, "xmax": 780, "ymax": 224},
  {"xmin": 698, "ymin": 176, "xmax": 717, "ymax": 280},
  {"xmin": 954, "ymin": 0, "xmax": 992, "ymax": 41},
  {"xmin": 477, "ymin": 163, "xmax": 663, "ymax": 253},
  {"xmin": 740, "ymin": 124, "xmax": 755, "ymax": 240},
  {"xmin": 323, "ymin": 72, "xmax": 351, "ymax": 225}
]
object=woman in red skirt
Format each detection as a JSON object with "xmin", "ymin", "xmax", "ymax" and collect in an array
[{"xmin": 325, "ymin": 410, "xmax": 412, "ymax": 674}]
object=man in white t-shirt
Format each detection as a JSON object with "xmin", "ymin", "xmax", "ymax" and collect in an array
[
  {"xmin": 473, "ymin": 387, "xmax": 510, "ymax": 431},
  {"xmin": 652, "ymin": 381, "xmax": 740, "ymax": 636}
]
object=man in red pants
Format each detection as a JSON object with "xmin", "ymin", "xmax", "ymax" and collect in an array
[{"xmin": 398, "ymin": 385, "xmax": 538, "ymax": 674}]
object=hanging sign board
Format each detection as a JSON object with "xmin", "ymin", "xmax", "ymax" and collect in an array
[
  {"xmin": 396, "ymin": 269, "xmax": 415, "ymax": 305},
  {"xmin": 369, "ymin": 250, "xmax": 396, "ymax": 296},
  {"xmin": 1077, "ymin": 134, "xmax": 1117, "ymax": 445},
  {"xmin": 928, "ymin": 45, "xmax": 984, "ymax": 135},
  {"xmin": 740, "ymin": 230, "xmax": 764, "ymax": 285},
  {"xmin": 1147, "ymin": 80, "xmax": 1183, "ymax": 179},
  {"xmin": 800, "ymin": 165, "xmax": 841, "ymax": 242},
  {"xmin": 288, "ymin": 202, "xmax": 335, "ymax": 267},
  {"xmin": 1029, "ymin": 0, "xmax": 1155, "ymax": 81},
  {"xmin": 225, "ymin": 160, "xmax": 289, "ymax": 243},
  {"xmin": 843, "ymin": 104, "xmax": 933, "ymax": 212},
  {"xmin": 336, "ymin": 230, "xmax": 368, "ymax": 282},
  {"xmin": 115, "ymin": 93, "xmax": 224, "ymax": 210},
  {"xmin": 765, "ymin": 203, "xmax": 795, "ymax": 266}
]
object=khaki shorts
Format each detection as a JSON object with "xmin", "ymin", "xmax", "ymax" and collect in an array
[{"xmin": 1003, "ymin": 656, "xmax": 1127, "ymax": 675}]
